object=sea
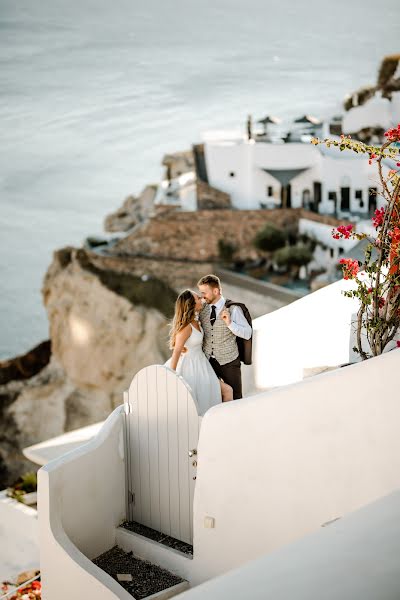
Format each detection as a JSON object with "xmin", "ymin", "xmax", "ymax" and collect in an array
[{"xmin": 0, "ymin": 0, "xmax": 399, "ymax": 359}]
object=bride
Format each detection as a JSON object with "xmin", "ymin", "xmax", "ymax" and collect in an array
[{"xmin": 165, "ymin": 289, "xmax": 233, "ymax": 415}]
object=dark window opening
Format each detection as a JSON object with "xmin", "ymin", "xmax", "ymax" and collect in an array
[
  {"xmin": 369, "ymin": 188, "xmax": 377, "ymax": 214},
  {"xmin": 340, "ymin": 187, "xmax": 350, "ymax": 211},
  {"xmin": 355, "ymin": 190, "xmax": 363, "ymax": 200},
  {"xmin": 328, "ymin": 191, "xmax": 337, "ymax": 201},
  {"xmin": 267, "ymin": 185, "xmax": 273, "ymax": 197}
]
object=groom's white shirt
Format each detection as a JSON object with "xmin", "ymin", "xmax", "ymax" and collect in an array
[{"xmin": 210, "ymin": 296, "xmax": 252, "ymax": 340}]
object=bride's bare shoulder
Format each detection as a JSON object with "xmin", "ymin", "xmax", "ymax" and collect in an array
[{"xmin": 176, "ymin": 324, "xmax": 192, "ymax": 340}]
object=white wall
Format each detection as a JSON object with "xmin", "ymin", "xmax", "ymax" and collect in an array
[
  {"xmin": 39, "ymin": 406, "xmax": 130, "ymax": 600},
  {"xmin": 181, "ymin": 488, "xmax": 400, "ymax": 599},
  {"xmin": 243, "ymin": 278, "xmax": 359, "ymax": 391},
  {"xmin": 191, "ymin": 348, "xmax": 400, "ymax": 583},
  {"xmin": 204, "ymin": 134, "xmax": 389, "ymax": 216},
  {"xmin": 0, "ymin": 492, "xmax": 38, "ymax": 582}
]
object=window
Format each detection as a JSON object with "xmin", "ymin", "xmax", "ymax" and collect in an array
[
  {"xmin": 266, "ymin": 185, "xmax": 273, "ymax": 197},
  {"xmin": 330, "ymin": 248, "xmax": 334, "ymax": 258},
  {"xmin": 328, "ymin": 191, "xmax": 337, "ymax": 201},
  {"xmin": 229, "ymin": 172, "xmax": 235, "ymax": 177},
  {"xmin": 355, "ymin": 190, "xmax": 363, "ymax": 200}
]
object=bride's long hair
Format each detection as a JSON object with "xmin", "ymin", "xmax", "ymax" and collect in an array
[{"xmin": 169, "ymin": 289, "xmax": 197, "ymax": 349}]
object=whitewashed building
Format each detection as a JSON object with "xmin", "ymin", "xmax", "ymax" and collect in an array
[{"xmin": 201, "ymin": 127, "xmax": 390, "ymax": 217}]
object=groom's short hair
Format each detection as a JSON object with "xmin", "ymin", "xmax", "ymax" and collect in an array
[{"xmin": 197, "ymin": 274, "xmax": 221, "ymax": 289}]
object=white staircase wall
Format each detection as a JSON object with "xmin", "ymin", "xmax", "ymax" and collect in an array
[
  {"xmin": 191, "ymin": 349, "xmax": 400, "ymax": 583},
  {"xmin": 181, "ymin": 488, "xmax": 400, "ymax": 600},
  {"xmin": 38, "ymin": 406, "xmax": 130, "ymax": 600}
]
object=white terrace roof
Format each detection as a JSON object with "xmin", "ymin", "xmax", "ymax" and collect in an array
[{"xmin": 23, "ymin": 421, "xmax": 104, "ymax": 466}]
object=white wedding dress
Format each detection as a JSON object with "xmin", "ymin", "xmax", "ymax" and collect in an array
[{"xmin": 165, "ymin": 323, "xmax": 222, "ymax": 415}]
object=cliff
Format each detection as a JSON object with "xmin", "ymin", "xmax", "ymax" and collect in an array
[
  {"xmin": 0, "ymin": 247, "xmax": 178, "ymax": 487},
  {"xmin": 104, "ymin": 185, "xmax": 158, "ymax": 233}
]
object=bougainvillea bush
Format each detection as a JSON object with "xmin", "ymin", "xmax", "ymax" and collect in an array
[
  {"xmin": 1, "ymin": 579, "xmax": 41, "ymax": 599},
  {"xmin": 312, "ymin": 125, "xmax": 400, "ymax": 359}
]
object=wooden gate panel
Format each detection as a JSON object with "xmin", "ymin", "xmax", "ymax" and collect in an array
[{"xmin": 126, "ymin": 365, "xmax": 200, "ymax": 545}]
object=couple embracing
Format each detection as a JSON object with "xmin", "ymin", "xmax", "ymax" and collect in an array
[{"xmin": 166, "ymin": 274, "xmax": 252, "ymax": 415}]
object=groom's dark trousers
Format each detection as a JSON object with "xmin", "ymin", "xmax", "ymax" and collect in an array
[{"xmin": 209, "ymin": 356, "xmax": 242, "ymax": 400}]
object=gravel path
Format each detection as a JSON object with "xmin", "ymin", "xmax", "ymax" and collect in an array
[
  {"xmin": 121, "ymin": 521, "xmax": 193, "ymax": 556},
  {"xmin": 93, "ymin": 545, "xmax": 184, "ymax": 599}
]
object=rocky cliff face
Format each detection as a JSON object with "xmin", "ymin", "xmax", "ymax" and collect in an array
[
  {"xmin": 104, "ymin": 185, "xmax": 157, "ymax": 233},
  {"xmin": 43, "ymin": 247, "xmax": 174, "ymax": 393},
  {"xmin": 0, "ymin": 247, "xmax": 177, "ymax": 487}
]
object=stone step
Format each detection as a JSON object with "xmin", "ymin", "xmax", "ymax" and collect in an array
[
  {"xmin": 120, "ymin": 521, "xmax": 193, "ymax": 556},
  {"xmin": 116, "ymin": 524, "xmax": 193, "ymax": 585},
  {"xmin": 92, "ymin": 545, "xmax": 189, "ymax": 600}
]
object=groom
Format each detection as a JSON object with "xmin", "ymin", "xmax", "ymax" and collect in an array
[{"xmin": 197, "ymin": 274, "xmax": 252, "ymax": 400}]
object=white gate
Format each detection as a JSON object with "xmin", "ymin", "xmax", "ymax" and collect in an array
[{"xmin": 124, "ymin": 365, "xmax": 201, "ymax": 545}]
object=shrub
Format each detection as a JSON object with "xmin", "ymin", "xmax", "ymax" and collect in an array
[
  {"xmin": 218, "ymin": 239, "xmax": 236, "ymax": 263},
  {"xmin": 274, "ymin": 245, "xmax": 313, "ymax": 272},
  {"xmin": 253, "ymin": 223, "xmax": 286, "ymax": 253}
]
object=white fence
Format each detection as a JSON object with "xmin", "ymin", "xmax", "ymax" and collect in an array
[{"xmin": 125, "ymin": 365, "xmax": 201, "ymax": 545}]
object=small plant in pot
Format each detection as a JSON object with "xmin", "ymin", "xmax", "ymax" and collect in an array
[{"xmin": 7, "ymin": 471, "xmax": 37, "ymax": 505}]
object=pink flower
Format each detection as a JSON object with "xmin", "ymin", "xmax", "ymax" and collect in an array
[
  {"xmin": 332, "ymin": 224, "xmax": 354, "ymax": 240},
  {"xmin": 339, "ymin": 258, "xmax": 359, "ymax": 279},
  {"xmin": 372, "ymin": 207, "xmax": 385, "ymax": 229},
  {"xmin": 384, "ymin": 124, "xmax": 400, "ymax": 142},
  {"xmin": 397, "ymin": 341, "xmax": 400, "ymax": 348}
]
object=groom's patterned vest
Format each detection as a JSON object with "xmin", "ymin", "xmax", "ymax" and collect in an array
[{"xmin": 200, "ymin": 304, "xmax": 239, "ymax": 365}]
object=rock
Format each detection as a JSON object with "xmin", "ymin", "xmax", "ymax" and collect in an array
[
  {"xmin": 0, "ymin": 340, "xmax": 51, "ymax": 385},
  {"xmin": 162, "ymin": 150, "xmax": 194, "ymax": 180},
  {"xmin": 0, "ymin": 358, "xmax": 73, "ymax": 487},
  {"xmin": 42, "ymin": 247, "xmax": 173, "ymax": 393},
  {"xmin": 0, "ymin": 247, "xmax": 178, "ymax": 487},
  {"xmin": 104, "ymin": 185, "xmax": 157, "ymax": 233}
]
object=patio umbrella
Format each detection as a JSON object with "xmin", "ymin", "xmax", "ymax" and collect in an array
[
  {"xmin": 257, "ymin": 115, "xmax": 281, "ymax": 134},
  {"xmin": 294, "ymin": 115, "xmax": 321, "ymax": 125}
]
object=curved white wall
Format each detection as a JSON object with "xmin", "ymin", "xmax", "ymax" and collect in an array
[{"xmin": 39, "ymin": 406, "xmax": 130, "ymax": 600}]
